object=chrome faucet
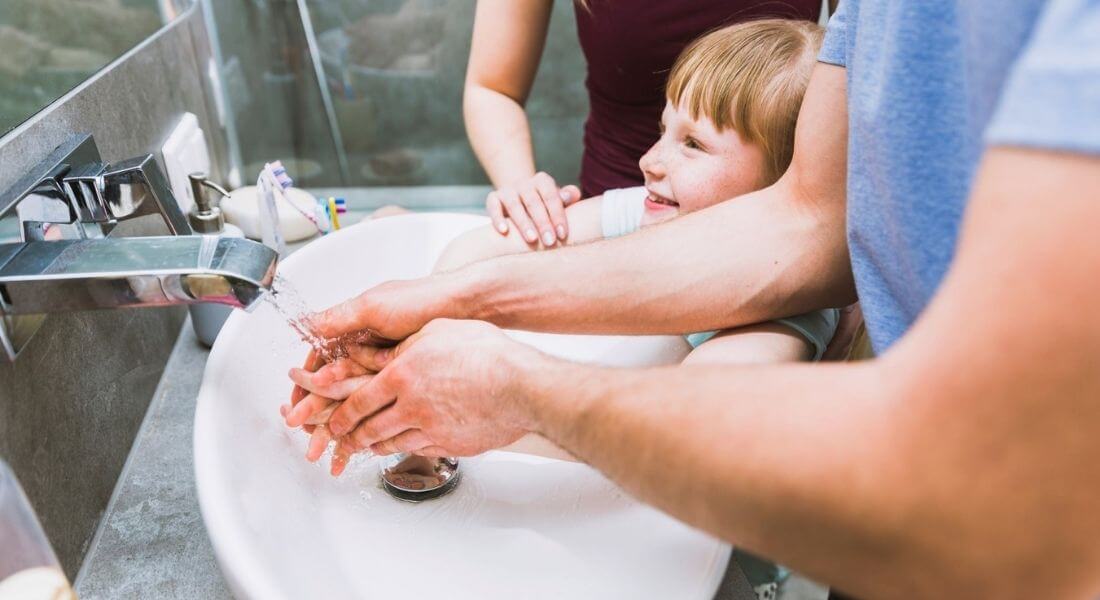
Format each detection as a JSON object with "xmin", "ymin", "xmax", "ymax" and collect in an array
[{"xmin": 0, "ymin": 134, "xmax": 278, "ymax": 361}]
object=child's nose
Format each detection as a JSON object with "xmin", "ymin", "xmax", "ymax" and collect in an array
[{"xmin": 639, "ymin": 145, "xmax": 665, "ymax": 179}]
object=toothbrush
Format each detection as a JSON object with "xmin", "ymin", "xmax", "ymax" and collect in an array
[
  {"xmin": 327, "ymin": 197, "xmax": 341, "ymax": 231},
  {"xmin": 257, "ymin": 162, "xmax": 289, "ymax": 256},
  {"xmin": 270, "ymin": 161, "xmax": 335, "ymax": 235}
]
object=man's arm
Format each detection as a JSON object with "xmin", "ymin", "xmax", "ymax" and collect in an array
[
  {"xmin": 313, "ymin": 64, "xmax": 852, "ymax": 341},
  {"xmin": 339, "ymin": 147, "xmax": 1100, "ymax": 598},
  {"xmin": 521, "ymin": 147, "xmax": 1100, "ymax": 598}
]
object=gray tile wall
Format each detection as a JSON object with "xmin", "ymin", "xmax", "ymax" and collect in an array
[{"xmin": 0, "ymin": 5, "xmax": 227, "ymax": 578}]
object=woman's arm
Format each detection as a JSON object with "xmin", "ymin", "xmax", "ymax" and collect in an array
[
  {"xmin": 464, "ymin": 0, "xmax": 553, "ymax": 189},
  {"xmin": 464, "ymin": 0, "xmax": 579, "ymax": 244},
  {"xmin": 433, "ymin": 197, "xmax": 605, "ymax": 273}
]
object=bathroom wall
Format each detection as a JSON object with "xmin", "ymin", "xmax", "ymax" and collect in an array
[
  {"xmin": 204, "ymin": 0, "xmax": 344, "ymax": 187},
  {"xmin": 211, "ymin": 0, "xmax": 588, "ymax": 189},
  {"xmin": 0, "ymin": 5, "xmax": 227, "ymax": 578}
]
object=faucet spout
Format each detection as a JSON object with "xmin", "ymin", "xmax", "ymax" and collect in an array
[{"xmin": 0, "ymin": 236, "xmax": 277, "ymax": 315}]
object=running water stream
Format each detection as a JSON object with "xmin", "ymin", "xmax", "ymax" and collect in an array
[
  {"xmin": 264, "ymin": 274, "xmax": 393, "ymax": 363},
  {"xmin": 264, "ymin": 274, "xmax": 345, "ymax": 362}
]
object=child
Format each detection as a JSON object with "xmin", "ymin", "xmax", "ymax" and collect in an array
[{"xmin": 433, "ymin": 19, "xmax": 837, "ymax": 366}]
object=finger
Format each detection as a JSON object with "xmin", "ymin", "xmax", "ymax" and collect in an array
[
  {"xmin": 304, "ymin": 401, "xmax": 340, "ymax": 426},
  {"xmin": 306, "ymin": 424, "xmax": 333, "ymax": 462},
  {"xmin": 346, "ymin": 344, "xmax": 395, "ymax": 373},
  {"xmin": 532, "ymin": 173, "xmax": 569, "ymax": 241},
  {"xmin": 411, "ymin": 446, "xmax": 451, "ymax": 458},
  {"xmin": 283, "ymin": 404, "xmax": 316, "ymax": 432},
  {"xmin": 499, "ymin": 188, "xmax": 538, "ymax": 244},
  {"xmin": 289, "ymin": 368, "xmax": 372, "ymax": 400},
  {"xmin": 559, "ymin": 184, "xmax": 582, "ymax": 206},
  {"xmin": 486, "ymin": 192, "xmax": 509, "ymax": 235},
  {"xmin": 287, "ymin": 393, "xmax": 335, "ymax": 428},
  {"xmin": 311, "ymin": 359, "xmax": 370, "ymax": 384},
  {"xmin": 330, "ymin": 439, "xmax": 353, "ymax": 477},
  {"xmin": 291, "ymin": 349, "xmax": 323, "ymax": 404},
  {"xmin": 344, "ymin": 406, "xmax": 415, "ymax": 454},
  {"xmin": 370, "ymin": 429, "xmax": 433, "ymax": 456},
  {"xmin": 309, "ymin": 292, "xmax": 384, "ymax": 340},
  {"xmin": 328, "ymin": 367, "xmax": 399, "ymax": 436},
  {"xmin": 519, "ymin": 181, "xmax": 556, "ymax": 247}
]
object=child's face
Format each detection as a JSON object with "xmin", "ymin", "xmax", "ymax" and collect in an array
[{"xmin": 638, "ymin": 100, "xmax": 767, "ymax": 226}]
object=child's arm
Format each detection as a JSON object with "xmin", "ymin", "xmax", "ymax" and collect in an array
[
  {"xmin": 433, "ymin": 196, "xmax": 605, "ymax": 273},
  {"xmin": 682, "ymin": 324, "xmax": 813, "ymax": 366}
]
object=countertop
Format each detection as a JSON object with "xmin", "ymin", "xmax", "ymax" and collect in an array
[{"xmin": 74, "ymin": 322, "xmax": 231, "ymax": 599}]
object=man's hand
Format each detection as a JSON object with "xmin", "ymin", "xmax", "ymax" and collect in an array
[
  {"xmin": 326, "ymin": 319, "xmax": 545, "ymax": 459},
  {"xmin": 307, "ymin": 275, "xmax": 464, "ymax": 343}
]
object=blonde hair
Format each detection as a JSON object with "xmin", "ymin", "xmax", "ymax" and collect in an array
[{"xmin": 666, "ymin": 19, "xmax": 824, "ymax": 186}]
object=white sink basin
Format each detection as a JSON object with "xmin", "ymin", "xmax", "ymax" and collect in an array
[{"xmin": 194, "ymin": 213, "xmax": 731, "ymax": 599}]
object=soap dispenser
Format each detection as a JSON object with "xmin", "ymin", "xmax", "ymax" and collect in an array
[{"xmin": 187, "ymin": 172, "xmax": 246, "ymax": 347}]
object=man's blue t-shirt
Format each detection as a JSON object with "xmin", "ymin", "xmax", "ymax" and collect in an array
[{"xmin": 819, "ymin": 0, "xmax": 1100, "ymax": 353}]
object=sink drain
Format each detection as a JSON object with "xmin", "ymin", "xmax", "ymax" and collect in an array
[{"xmin": 379, "ymin": 454, "xmax": 460, "ymax": 502}]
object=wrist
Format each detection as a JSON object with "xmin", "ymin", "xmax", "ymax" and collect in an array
[
  {"xmin": 437, "ymin": 260, "xmax": 503, "ymax": 323},
  {"xmin": 495, "ymin": 170, "xmax": 537, "ymax": 190},
  {"xmin": 505, "ymin": 348, "xmax": 570, "ymax": 434}
]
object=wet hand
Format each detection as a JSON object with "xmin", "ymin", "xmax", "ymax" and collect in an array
[
  {"xmin": 287, "ymin": 355, "xmax": 380, "ymax": 407},
  {"xmin": 285, "ymin": 347, "xmax": 396, "ymax": 475},
  {"xmin": 487, "ymin": 172, "xmax": 581, "ymax": 245},
  {"xmin": 327, "ymin": 319, "xmax": 545, "ymax": 461},
  {"xmin": 304, "ymin": 277, "xmax": 458, "ymax": 347}
]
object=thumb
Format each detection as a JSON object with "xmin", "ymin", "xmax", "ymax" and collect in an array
[
  {"xmin": 390, "ymin": 326, "xmax": 431, "ymax": 362},
  {"xmin": 309, "ymin": 292, "xmax": 381, "ymax": 340},
  {"xmin": 559, "ymin": 185, "xmax": 582, "ymax": 205}
]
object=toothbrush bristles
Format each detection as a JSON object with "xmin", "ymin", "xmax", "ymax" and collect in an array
[{"xmin": 267, "ymin": 160, "xmax": 294, "ymax": 189}]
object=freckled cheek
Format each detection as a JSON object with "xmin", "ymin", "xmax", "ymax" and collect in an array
[{"xmin": 667, "ymin": 164, "xmax": 720, "ymax": 213}]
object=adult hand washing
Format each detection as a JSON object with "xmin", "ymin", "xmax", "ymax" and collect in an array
[{"xmin": 286, "ymin": 318, "xmax": 534, "ymax": 461}]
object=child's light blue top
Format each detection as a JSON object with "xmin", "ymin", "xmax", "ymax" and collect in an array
[{"xmin": 820, "ymin": 0, "xmax": 1100, "ymax": 353}]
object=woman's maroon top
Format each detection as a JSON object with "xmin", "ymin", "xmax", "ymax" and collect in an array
[{"xmin": 573, "ymin": 0, "xmax": 821, "ymax": 196}]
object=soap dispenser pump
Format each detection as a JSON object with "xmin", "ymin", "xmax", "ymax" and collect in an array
[
  {"xmin": 187, "ymin": 173, "xmax": 246, "ymax": 347},
  {"xmin": 188, "ymin": 172, "xmax": 231, "ymax": 234}
]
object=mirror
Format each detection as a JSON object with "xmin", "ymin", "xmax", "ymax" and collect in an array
[{"xmin": 0, "ymin": 0, "xmax": 194, "ymax": 138}]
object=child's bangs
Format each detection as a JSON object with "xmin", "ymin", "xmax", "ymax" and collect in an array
[
  {"xmin": 665, "ymin": 31, "xmax": 778, "ymax": 146},
  {"xmin": 667, "ymin": 50, "xmax": 745, "ymax": 135}
]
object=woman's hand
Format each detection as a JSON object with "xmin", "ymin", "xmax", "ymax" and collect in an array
[{"xmin": 487, "ymin": 172, "xmax": 581, "ymax": 245}]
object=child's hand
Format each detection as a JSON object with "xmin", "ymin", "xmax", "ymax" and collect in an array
[
  {"xmin": 487, "ymin": 172, "xmax": 581, "ymax": 245},
  {"xmin": 284, "ymin": 353, "xmax": 380, "ymax": 476},
  {"xmin": 288, "ymin": 358, "xmax": 373, "ymax": 401}
]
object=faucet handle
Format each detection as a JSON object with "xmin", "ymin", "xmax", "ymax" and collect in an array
[{"xmin": 97, "ymin": 155, "xmax": 192, "ymax": 236}]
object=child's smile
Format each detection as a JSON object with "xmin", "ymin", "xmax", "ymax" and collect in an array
[{"xmin": 643, "ymin": 189, "xmax": 680, "ymax": 220}]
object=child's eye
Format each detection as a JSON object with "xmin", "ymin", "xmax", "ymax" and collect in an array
[{"xmin": 683, "ymin": 137, "xmax": 706, "ymax": 152}]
